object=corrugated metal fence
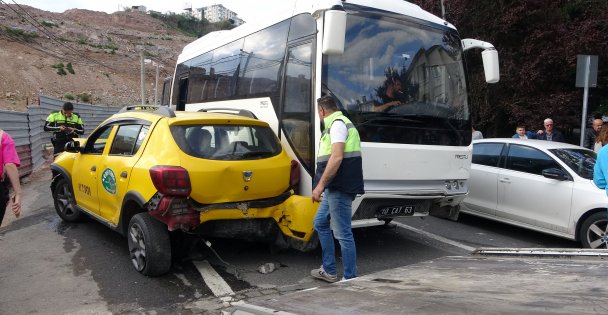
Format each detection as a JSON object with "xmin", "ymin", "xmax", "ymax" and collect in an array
[{"xmin": 0, "ymin": 95, "xmax": 120, "ymax": 178}]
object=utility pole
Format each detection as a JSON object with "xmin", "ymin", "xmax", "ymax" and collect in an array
[
  {"xmin": 154, "ymin": 63, "xmax": 160, "ymax": 105},
  {"xmin": 140, "ymin": 51, "xmax": 145, "ymax": 105},
  {"xmin": 576, "ymin": 55, "xmax": 599, "ymax": 147}
]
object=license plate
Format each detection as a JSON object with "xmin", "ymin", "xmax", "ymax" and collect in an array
[{"xmin": 377, "ymin": 205, "xmax": 415, "ymax": 217}]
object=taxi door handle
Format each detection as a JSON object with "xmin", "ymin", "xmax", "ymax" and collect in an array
[
  {"xmin": 499, "ymin": 177, "xmax": 510, "ymax": 183},
  {"xmin": 90, "ymin": 166, "xmax": 96, "ymax": 171},
  {"xmin": 120, "ymin": 171, "xmax": 128, "ymax": 178}
]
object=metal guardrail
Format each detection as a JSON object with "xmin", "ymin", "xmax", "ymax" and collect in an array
[{"xmin": 472, "ymin": 248, "xmax": 608, "ymax": 260}]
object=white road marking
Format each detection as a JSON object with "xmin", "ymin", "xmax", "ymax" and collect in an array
[
  {"xmin": 392, "ymin": 221, "xmax": 476, "ymax": 252},
  {"xmin": 174, "ymin": 273, "xmax": 192, "ymax": 287},
  {"xmin": 193, "ymin": 260, "xmax": 234, "ymax": 297}
]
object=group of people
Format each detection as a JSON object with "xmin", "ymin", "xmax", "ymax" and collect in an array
[
  {"xmin": 1, "ymin": 102, "xmax": 84, "ymax": 226},
  {"xmin": 510, "ymin": 117, "xmax": 608, "ymax": 152},
  {"xmin": 511, "ymin": 118, "xmax": 565, "ymax": 142}
]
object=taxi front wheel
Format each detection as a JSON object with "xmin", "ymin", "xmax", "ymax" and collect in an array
[
  {"xmin": 128, "ymin": 213, "xmax": 172, "ymax": 276},
  {"xmin": 52, "ymin": 178, "xmax": 82, "ymax": 222}
]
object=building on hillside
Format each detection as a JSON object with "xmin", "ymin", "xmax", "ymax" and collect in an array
[
  {"xmin": 131, "ymin": 5, "xmax": 147, "ymax": 13},
  {"xmin": 198, "ymin": 4, "xmax": 245, "ymax": 26}
]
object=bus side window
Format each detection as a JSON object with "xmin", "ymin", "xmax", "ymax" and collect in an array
[
  {"xmin": 238, "ymin": 20, "xmax": 289, "ymax": 100},
  {"xmin": 173, "ymin": 63, "xmax": 190, "ymax": 110},
  {"xmin": 161, "ymin": 77, "xmax": 172, "ymax": 105},
  {"xmin": 210, "ymin": 39, "xmax": 243, "ymax": 100},
  {"xmin": 187, "ymin": 52, "xmax": 212, "ymax": 103}
]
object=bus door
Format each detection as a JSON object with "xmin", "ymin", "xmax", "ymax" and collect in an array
[{"xmin": 280, "ymin": 40, "xmax": 315, "ymax": 174}]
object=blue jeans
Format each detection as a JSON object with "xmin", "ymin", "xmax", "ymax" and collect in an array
[{"xmin": 313, "ymin": 188, "xmax": 357, "ymax": 279}]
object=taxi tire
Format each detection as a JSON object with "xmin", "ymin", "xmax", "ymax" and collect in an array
[
  {"xmin": 52, "ymin": 178, "xmax": 83, "ymax": 222},
  {"xmin": 128, "ymin": 213, "xmax": 172, "ymax": 276}
]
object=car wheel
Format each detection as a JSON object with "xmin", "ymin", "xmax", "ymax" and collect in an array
[
  {"xmin": 52, "ymin": 178, "xmax": 82, "ymax": 222},
  {"xmin": 578, "ymin": 212, "xmax": 608, "ymax": 249},
  {"xmin": 127, "ymin": 213, "xmax": 171, "ymax": 276}
]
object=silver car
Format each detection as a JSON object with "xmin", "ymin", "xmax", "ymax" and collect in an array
[{"xmin": 462, "ymin": 138, "xmax": 608, "ymax": 248}]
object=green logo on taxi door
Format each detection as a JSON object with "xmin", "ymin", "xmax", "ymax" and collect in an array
[{"xmin": 101, "ymin": 168, "xmax": 117, "ymax": 195}]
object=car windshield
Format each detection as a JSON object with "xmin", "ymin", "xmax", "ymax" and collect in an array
[
  {"xmin": 550, "ymin": 148, "xmax": 596, "ymax": 180},
  {"xmin": 171, "ymin": 124, "xmax": 282, "ymax": 160}
]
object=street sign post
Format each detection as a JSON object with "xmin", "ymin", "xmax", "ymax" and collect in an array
[{"xmin": 576, "ymin": 55, "xmax": 598, "ymax": 147}]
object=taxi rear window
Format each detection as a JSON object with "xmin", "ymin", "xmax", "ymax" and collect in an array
[{"xmin": 171, "ymin": 124, "xmax": 282, "ymax": 160}]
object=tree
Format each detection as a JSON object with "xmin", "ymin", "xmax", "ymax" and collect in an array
[{"xmin": 417, "ymin": 0, "xmax": 608, "ymax": 140}]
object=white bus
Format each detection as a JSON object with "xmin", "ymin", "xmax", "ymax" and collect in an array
[{"xmin": 165, "ymin": 0, "xmax": 500, "ymax": 227}]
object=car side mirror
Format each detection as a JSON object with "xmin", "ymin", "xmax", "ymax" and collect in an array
[
  {"xmin": 64, "ymin": 141, "xmax": 82, "ymax": 153},
  {"xmin": 541, "ymin": 168, "xmax": 570, "ymax": 181}
]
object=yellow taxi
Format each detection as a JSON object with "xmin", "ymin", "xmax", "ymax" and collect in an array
[{"xmin": 51, "ymin": 105, "xmax": 317, "ymax": 276}]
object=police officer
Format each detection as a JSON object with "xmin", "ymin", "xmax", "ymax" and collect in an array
[
  {"xmin": 44, "ymin": 102, "xmax": 84, "ymax": 155},
  {"xmin": 310, "ymin": 95, "xmax": 364, "ymax": 282}
]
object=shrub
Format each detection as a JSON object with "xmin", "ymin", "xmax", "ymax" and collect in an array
[
  {"xmin": 77, "ymin": 93, "xmax": 91, "ymax": 103},
  {"xmin": 66, "ymin": 63, "xmax": 75, "ymax": 74},
  {"xmin": 64, "ymin": 93, "xmax": 75, "ymax": 100},
  {"xmin": 41, "ymin": 21, "xmax": 56, "ymax": 28},
  {"xmin": 4, "ymin": 27, "xmax": 38, "ymax": 41}
]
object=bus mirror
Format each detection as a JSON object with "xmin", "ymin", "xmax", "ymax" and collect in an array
[
  {"xmin": 482, "ymin": 49, "xmax": 500, "ymax": 83},
  {"xmin": 322, "ymin": 9, "xmax": 346, "ymax": 55}
]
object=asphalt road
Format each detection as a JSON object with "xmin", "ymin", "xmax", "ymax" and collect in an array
[{"xmin": 0, "ymin": 169, "xmax": 582, "ymax": 314}]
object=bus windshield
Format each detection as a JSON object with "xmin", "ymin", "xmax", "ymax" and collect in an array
[{"xmin": 323, "ymin": 13, "xmax": 471, "ymax": 146}]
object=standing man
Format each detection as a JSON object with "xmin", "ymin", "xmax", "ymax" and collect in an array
[
  {"xmin": 583, "ymin": 118, "xmax": 603, "ymax": 150},
  {"xmin": 536, "ymin": 118, "xmax": 565, "ymax": 142},
  {"xmin": 471, "ymin": 126, "xmax": 483, "ymax": 140},
  {"xmin": 311, "ymin": 96, "xmax": 364, "ymax": 282},
  {"xmin": 512, "ymin": 125, "xmax": 536, "ymax": 139},
  {"xmin": 44, "ymin": 102, "xmax": 84, "ymax": 155}
]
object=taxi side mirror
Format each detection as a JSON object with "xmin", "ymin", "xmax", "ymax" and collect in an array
[{"xmin": 64, "ymin": 141, "xmax": 82, "ymax": 153}]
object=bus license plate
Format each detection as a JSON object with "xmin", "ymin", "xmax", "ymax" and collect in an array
[{"xmin": 377, "ymin": 205, "xmax": 415, "ymax": 217}]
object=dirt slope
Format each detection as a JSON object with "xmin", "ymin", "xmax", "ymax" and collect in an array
[{"xmin": 0, "ymin": 5, "xmax": 195, "ymax": 111}]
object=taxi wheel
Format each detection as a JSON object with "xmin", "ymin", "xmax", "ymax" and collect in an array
[
  {"xmin": 52, "ymin": 178, "xmax": 82, "ymax": 222},
  {"xmin": 128, "ymin": 213, "xmax": 171, "ymax": 276},
  {"xmin": 579, "ymin": 212, "xmax": 608, "ymax": 249}
]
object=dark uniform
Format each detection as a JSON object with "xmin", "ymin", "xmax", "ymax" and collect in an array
[{"xmin": 44, "ymin": 110, "xmax": 85, "ymax": 154}]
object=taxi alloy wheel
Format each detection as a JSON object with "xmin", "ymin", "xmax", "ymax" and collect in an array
[
  {"xmin": 52, "ymin": 178, "xmax": 82, "ymax": 222},
  {"xmin": 127, "ymin": 213, "xmax": 171, "ymax": 276},
  {"xmin": 579, "ymin": 212, "xmax": 608, "ymax": 249}
]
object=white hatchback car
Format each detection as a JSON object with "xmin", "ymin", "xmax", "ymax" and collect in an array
[{"xmin": 462, "ymin": 138, "xmax": 608, "ymax": 248}]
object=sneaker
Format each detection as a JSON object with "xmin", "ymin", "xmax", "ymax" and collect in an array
[{"xmin": 310, "ymin": 266, "xmax": 338, "ymax": 283}]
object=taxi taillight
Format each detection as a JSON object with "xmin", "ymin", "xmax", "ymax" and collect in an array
[{"xmin": 149, "ymin": 166, "xmax": 191, "ymax": 197}]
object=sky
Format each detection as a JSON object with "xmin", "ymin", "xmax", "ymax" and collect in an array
[{"xmin": 12, "ymin": 0, "xmax": 297, "ymax": 24}]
